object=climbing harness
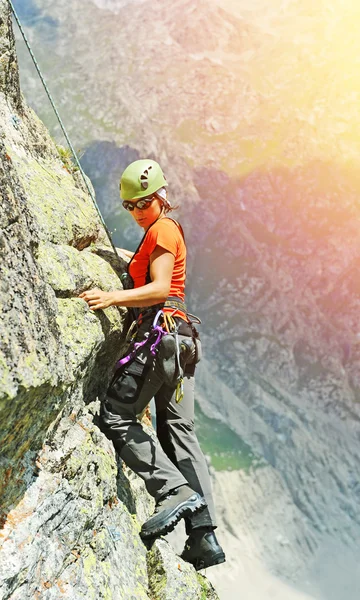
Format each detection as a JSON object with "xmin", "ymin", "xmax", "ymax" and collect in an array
[
  {"xmin": 114, "ymin": 308, "xmax": 200, "ymax": 403},
  {"xmin": 7, "ymin": 0, "xmax": 120, "ymax": 260},
  {"xmin": 117, "ymin": 310, "xmax": 167, "ymax": 368}
]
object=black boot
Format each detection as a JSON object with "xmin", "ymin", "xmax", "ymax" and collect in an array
[
  {"xmin": 180, "ymin": 528, "xmax": 226, "ymax": 571},
  {"xmin": 140, "ymin": 485, "xmax": 207, "ymax": 539}
]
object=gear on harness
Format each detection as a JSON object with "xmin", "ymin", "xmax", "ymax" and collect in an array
[
  {"xmin": 107, "ymin": 310, "xmax": 166, "ymax": 404},
  {"xmin": 158, "ymin": 314, "xmax": 185, "ymax": 403},
  {"xmin": 108, "ymin": 307, "xmax": 201, "ymax": 405},
  {"xmin": 116, "ymin": 310, "xmax": 167, "ymax": 367},
  {"xmin": 120, "ymin": 272, "xmax": 134, "ymax": 290}
]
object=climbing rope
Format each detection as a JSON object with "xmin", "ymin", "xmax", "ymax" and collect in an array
[{"xmin": 7, "ymin": 0, "xmax": 120, "ymax": 258}]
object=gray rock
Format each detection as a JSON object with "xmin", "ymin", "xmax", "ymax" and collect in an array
[
  {"xmin": 0, "ymin": 3, "xmax": 217, "ymax": 599},
  {"xmin": 147, "ymin": 539, "xmax": 218, "ymax": 600}
]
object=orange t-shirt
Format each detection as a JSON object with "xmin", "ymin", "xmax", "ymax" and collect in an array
[{"xmin": 128, "ymin": 217, "xmax": 187, "ymax": 319}]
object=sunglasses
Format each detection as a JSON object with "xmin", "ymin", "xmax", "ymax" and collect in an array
[{"xmin": 122, "ymin": 196, "xmax": 156, "ymax": 211}]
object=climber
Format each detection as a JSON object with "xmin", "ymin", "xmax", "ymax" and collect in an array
[{"xmin": 79, "ymin": 159, "xmax": 225, "ymax": 571}]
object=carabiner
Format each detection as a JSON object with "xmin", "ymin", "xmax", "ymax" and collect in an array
[{"xmin": 175, "ymin": 378, "xmax": 184, "ymax": 403}]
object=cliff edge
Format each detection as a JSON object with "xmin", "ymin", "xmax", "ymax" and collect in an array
[{"xmin": 0, "ymin": 3, "xmax": 217, "ymax": 598}]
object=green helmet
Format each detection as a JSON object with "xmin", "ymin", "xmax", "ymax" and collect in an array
[{"xmin": 120, "ymin": 159, "xmax": 168, "ymax": 200}]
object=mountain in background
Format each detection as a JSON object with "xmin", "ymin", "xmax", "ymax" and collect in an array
[{"xmin": 12, "ymin": 1, "xmax": 360, "ymax": 598}]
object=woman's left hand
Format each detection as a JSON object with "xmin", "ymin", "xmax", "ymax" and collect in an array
[{"xmin": 79, "ymin": 288, "xmax": 114, "ymax": 310}]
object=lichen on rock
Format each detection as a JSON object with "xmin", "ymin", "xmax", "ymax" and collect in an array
[
  {"xmin": 0, "ymin": 3, "xmax": 218, "ymax": 598},
  {"xmin": 147, "ymin": 539, "xmax": 218, "ymax": 600}
]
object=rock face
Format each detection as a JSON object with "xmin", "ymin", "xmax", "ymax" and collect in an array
[
  {"xmin": 0, "ymin": 3, "xmax": 218, "ymax": 598},
  {"xmin": 11, "ymin": 0, "xmax": 360, "ymax": 597}
]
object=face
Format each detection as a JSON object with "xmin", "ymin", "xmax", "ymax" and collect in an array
[{"xmin": 128, "ymin": 197, "xmax": 163, "ymax": 230}]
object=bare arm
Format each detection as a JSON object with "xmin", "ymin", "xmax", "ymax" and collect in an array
[
  {"xmin": 79, "ymin": 246, "xmax": 174, "ymax": 310},
  {"xmin": 116, "ymin": 247, "xmax": 135, "ymax": 259}
]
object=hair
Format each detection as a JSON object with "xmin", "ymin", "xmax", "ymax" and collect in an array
[
  {"xmin": 155, "ymin": 188, "xmax": 179, "ymax": 214},
  {"xmin": 162, "ymin": 201, "xmax": 178, "ymax": 214}
]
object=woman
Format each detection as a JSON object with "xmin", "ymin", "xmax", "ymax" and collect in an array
[{"xmin": 80, "ymin": 159, "xmax": 225, "ymax": 570}]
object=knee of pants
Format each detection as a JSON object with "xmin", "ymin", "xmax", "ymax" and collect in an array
[
  {"xmin": 157, "ymin": 411, "xmax": 197, "ymax": 451},
  {"xmin": 157, "ymin": 409, "xmax": 194, "ymax": 431},
  {"xmin": 100, "ymin": 399, "xmax": 136, "ymax": 445}
]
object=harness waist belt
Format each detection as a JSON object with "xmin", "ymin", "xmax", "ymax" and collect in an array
[
  {"xmin": 140, "ymin": 297, "xmax": 187, "ymax": 319},
  {"xmin": 164, "ymin": 298, "xmax": 187, "ymax": 313}
]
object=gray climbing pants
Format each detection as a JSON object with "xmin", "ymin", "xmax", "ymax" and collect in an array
[{"xmin": 100, "ymin": 330, "xmax": 216, "ymax": 531}]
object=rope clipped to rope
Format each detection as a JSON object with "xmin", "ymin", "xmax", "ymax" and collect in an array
[{"xmin": 7, "ymin": 0, "xmax": 120, "ymax": 258}]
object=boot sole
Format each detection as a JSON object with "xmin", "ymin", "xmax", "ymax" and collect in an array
[
  {"xmin": 140, "ymin": 493, "xmax": 206, "ymax": 539},
  {"xmin": 193, "ymin": 551, "xmax": 226, "ymax": 571}
]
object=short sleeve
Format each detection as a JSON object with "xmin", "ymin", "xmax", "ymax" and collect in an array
[{"xmin": 145, "ymin": 220, "xmax": 179, "ymax": 257}]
